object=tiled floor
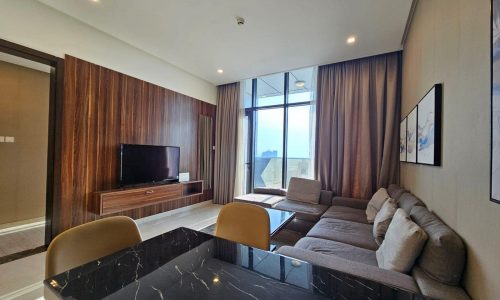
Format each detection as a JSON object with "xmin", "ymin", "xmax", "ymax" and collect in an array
[
  {"xmin": 0, "ymin": 201, "xmax": 221, "ymax": 300},
  {"xmin": 0, "ymin": 226, "xmax": 45, "ymax": 257}
]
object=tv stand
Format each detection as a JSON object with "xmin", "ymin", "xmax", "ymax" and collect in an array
[{"xmin": 96, "ymin": 180, "xmax": 204, "ymax": 216}]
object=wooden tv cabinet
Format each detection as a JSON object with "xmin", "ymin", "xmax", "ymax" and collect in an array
[{"xmin": 96, "ymin": 181, "xmax": 204, "ymax": 216}]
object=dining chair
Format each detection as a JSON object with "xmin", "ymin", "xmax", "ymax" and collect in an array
[
  {"xmin": 214, "ymin": 202, "xmax": 270, "ymax": 250},
  {"xmin": 45, "ymin": 216, "xmax": 142, "ymax": 278}
]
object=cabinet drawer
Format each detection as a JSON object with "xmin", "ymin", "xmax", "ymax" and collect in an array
[{"xmin": 99, "ymin": 184, "xmax": 182, "ymax": 215}]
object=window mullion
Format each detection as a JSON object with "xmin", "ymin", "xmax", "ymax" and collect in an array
[{"xmin": 282, "ymin": 73, "xmax": 289, "ymax": 189}]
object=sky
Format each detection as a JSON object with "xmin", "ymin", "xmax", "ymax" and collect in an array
[{"xmin": 254, "ymin": 93, "xmax": 313, "ymax": 159}]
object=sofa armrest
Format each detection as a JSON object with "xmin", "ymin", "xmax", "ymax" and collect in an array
[
  {"xmin": 331, "ymin": 196, "xmax": 369, "ymax": 210},
  {"xmin": 253, "ymin": 187, "xmax": 287, "ymax": 196},
  {"xmin": 319, "ymin": 190, "xmax": 334, "ymax": 206},
  {"xmin": 412, "ymin": 267, "xmax": 471, "ymax": 300},
  {"xmin": 277, "ymin": 246, "xmax": 419, "ymax": 294}
]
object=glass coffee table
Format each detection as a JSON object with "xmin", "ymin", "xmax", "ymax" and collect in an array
[{"xmin": 266, "ymin": 207, "xmax": 295, "ymax": 237}]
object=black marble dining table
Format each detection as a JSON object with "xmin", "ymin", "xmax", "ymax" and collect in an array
[{"xmin": 44, "ymin": 227, "xmax": 426, "ymax": 300}]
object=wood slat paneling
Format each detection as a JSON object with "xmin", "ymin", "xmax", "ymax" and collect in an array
[{"xmin": 56, "ymin": 56, "xmax": 216, "ymax": 235}]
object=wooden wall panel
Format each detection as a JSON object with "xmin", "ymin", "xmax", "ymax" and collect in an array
[{"xmin": 56, "ymin": 56, "xmax": 216, "ymax": 235}]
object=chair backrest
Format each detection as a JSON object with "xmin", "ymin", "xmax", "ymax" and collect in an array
[
  {"xmin": 214, "ymin": 202, "xmax": 270, "ymax": 250},
  {"xmin": 45, "ymin": 216, "xmax": 142, "ymax": 278}
]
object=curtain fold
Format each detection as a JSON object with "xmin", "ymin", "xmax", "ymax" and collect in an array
[
  {"xmin": 198, "ymin": 115, "xmax": 213, "ymax": 189},
  {"xmin": 315, "ymin": 52, "xmax": 401, "ymax": 199},
  {"xmin": 213, "ymin": 82, "xmax": 240, "ymax": 205}
]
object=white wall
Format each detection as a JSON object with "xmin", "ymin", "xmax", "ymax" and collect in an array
[
  {"xmin": 0, "ymin": 0, "xmax": 217, "ymax": 104},
  {"xmin": 401, "ymin": 0, "xmax": 500, "ymax": 299}
]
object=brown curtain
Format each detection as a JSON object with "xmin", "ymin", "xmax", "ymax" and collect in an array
[
  {"xmin": 315, "ymin": 52, "xmax": 401, "ymax": 199},
  {"xmin": 214, "ymin": 82, "xmax": 240, "ymax": 205},
  {"xmin": 198, "ymin": 115, "xmax": 213, "ymax": 189}
]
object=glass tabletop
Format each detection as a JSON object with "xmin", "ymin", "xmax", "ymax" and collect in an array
[{"xmin": 264, "ymin": 207, "xmax": 295, "ymax": 235}]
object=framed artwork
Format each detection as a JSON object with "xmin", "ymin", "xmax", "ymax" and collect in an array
[
  {"xmin": 417, "ymin": 84, "xmax": 442, "ymax": 166},
  {"xmin": 492, "ymin": 0, "xmax": 500, "ymax": 203},
  {"xmin": 400, "ymin": 118, "xmax": 407, "ymax": 162},
  {"xmin": 406, "ymin": 107, "xmax": 417, "ymax": 163}
]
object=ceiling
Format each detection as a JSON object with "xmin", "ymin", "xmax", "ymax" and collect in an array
[{"xmin": 37, "ymin": 0, "xmax": 412, "ymax": 86}]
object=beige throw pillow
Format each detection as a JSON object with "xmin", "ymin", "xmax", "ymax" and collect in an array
[
  {"xmin": 366, "ymin": 188, "xmax": 390, "ymax": 223},
  {"xmin": 372, "ymin": 198, "xmax": 397, "ymax": 244},
  {"xmin": 376, "ymin": 209, "xmax": 428, "ymax": 273}
]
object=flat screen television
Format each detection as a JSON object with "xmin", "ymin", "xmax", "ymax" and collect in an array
[{"xmin": 120, "ymin": 144, "xmax": 180, "ymax": 186}]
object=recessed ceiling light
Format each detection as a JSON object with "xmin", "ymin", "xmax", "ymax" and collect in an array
[
  {"xmin": 217, "ymin": 69, "xmax": 223, "ymax": 74},
  {"xmin": 347, "ymin": 36, "xmax": 356, "ymax": 44},
  {"xmin": 91, "ymin": 0, "xmax": 100, "ymax": 2},
  {"xmin": 295, "ymin": 80, "xmax": 306, "ymax": 88}
]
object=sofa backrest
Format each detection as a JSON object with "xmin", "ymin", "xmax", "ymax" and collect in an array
[
  {"xmin": 397, "ymin": 192, "xmax": 426, "ymax": 214},
  {"xmin": 319, "ymin": 190, "xmax": 334, "ymax": 206},
  {"xmin": 387, "ymin": 184, "xmax": 408, "ymax": 201},
  {"xmin": 410, "ymin": 206, "xmax": 466, "ymax": 286},
  {"xmin": 287, "ymin": 177, "xmax": 322, "ymax": 204},
  {"xmin": 253, "ymin": 187, "xmax": 287, "ymax": 196}
]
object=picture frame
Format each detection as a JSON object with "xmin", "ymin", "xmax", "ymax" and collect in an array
[
  {"xmin": 417, "ymin": 84, "xmax": 442, "ymax": 166},
  {"xmin": 491, "ymin": 0, "xmax": 500, "ymax": 203},
  {"xmin": 406, "ymin": 107, "xmax": 417, "ymax": 163},
  {"xmin": 400, "ymin": 118, "xmax": 407, "ymax": 162}
]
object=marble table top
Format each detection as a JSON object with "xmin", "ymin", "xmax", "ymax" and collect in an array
[{"xmin": 44, "ymin": 227, "xmax": 425, "ymax": 300}]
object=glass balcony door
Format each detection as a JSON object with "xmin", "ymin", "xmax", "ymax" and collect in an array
[{"xmin": 243, "ymin": 67, "xmax": 316, "ymax": 191}]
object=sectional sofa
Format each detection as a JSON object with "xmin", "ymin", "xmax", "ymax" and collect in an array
[{"xmin": 235, "ymin": 180, "xmax": 471, "ymax": 300}]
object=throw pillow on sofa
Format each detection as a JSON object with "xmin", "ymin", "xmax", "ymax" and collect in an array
[
  {"xmin": 372, "ymin": 198, "xmax": 397, "ymax": 244},
  {"xmin": 410, "ymin": 206, "xmax": 466, "ymax": 285},
  {"xmin": 366, "ymin": 188, "xmax": 390, "ymax": 223},
  {"xmin": 376, "ymin": 209, "xmax": 428, "ymax": 273},
  {"xmin": 286, "ymin": 177, "xmax": 321, "ymax": 204}
]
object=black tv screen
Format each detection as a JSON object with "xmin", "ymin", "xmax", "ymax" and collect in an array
[{"xmin": 120, "ymin": 144, "xmax": 180, "ymax": 186}]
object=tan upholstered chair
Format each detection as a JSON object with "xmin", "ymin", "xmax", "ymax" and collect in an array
[
  {"xmin": 45, "ymin": 216, "xmax": 142, "ymax": 278},
  {"xmin": 215, "ymin": 202, "xmax": 270, "ymax": 250}
]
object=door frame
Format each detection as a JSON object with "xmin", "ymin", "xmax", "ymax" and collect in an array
[{"xmin": 0, "ymin": 38, "xmax": 64, "ymax": 262}]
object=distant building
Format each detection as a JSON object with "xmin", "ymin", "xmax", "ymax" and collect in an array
[{"xmin": 261, "ymin": 150, "xmax": 278, "ymax": 158}]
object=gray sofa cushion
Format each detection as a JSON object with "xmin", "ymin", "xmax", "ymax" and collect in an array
[
  {"xmin": 286, "ymin": 177, "xmax": 321, "ymax": 204},
  {"xmin": 234, "ymin": 193, "xmax": 285, "ymax": 208},
  {"xmin": 295, "ymin": 237, "xmax": 378, "ymax": 266},
  {"xmin": 274, "ymin": 200, "xmax": 328, "ymax": 222},
  {"xmin": 277, "ymin": 246, "xmax": 419, "ymax": 293},
  {"xmin": 412, "ymin": 267, "xmax": 471, "ymax": 300},
  {"xmin": 410, "ymin": 206, "xmax": 466, "ymax": 285},
  {"xmin": 387, "ymin": 184, "xmax": 407, "ymax": 201},
  {"xmin": 253, "ymin": 187, "xmax": 287, "ymax": 196},
  {"xmin": 321, "ymin": 206, "xmax": 369, "ymax": 224},
  {"xmin": 306, "ymin": 218, "xmax": 379, "ymax": 250},
  {"xmin": 397, "ymin": 192, "xmax": 426, "ymax": 214},
  {"xmin": 331, "ymin": 196, "xmax": 369, "ymax": 210}
]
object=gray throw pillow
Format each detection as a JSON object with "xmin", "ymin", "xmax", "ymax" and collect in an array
[
  {"xmin": 286, "ymin": 177, "xmax": 321, "ymax": 204},
  {"xmin": 372, "ymin": 198, "xmax": 397, "ymax": 244},
  {"xmin": 410, "ymin": 206, "xmax": 466, "ymax": 285}
]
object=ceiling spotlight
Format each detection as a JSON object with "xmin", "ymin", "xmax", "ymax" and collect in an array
[
  {"xmin": 217, "ymin": 69, "xmax": 224, "ymax": 74},
  {"xmin": 91, "ymin": 0, "xmax": 100, "ymax": 2},
  {"xmin": 347, "ymin": 36, "xmax": 356, "ymax": 44},
  {"xmin": 295, "ymin": 80, "xmax": 306, "ymax": 88}
]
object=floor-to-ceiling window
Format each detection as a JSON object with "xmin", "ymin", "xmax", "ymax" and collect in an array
[{"xmin": 242, "ymin": 67, "xmax": 316, "ymax": 192}]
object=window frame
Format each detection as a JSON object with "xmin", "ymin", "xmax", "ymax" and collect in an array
[{"xmin": 245, "ymin": 73, "xmax": 313, "ymax": 191}]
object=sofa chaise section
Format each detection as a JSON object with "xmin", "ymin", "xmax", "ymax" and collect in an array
[
  {"xmin": 306, "ymin": 218, "xmax": 379, "ymax": 250},
  {"xmin": 277, "ymin": 245, "xmax": 420, "ymax": 294}
]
